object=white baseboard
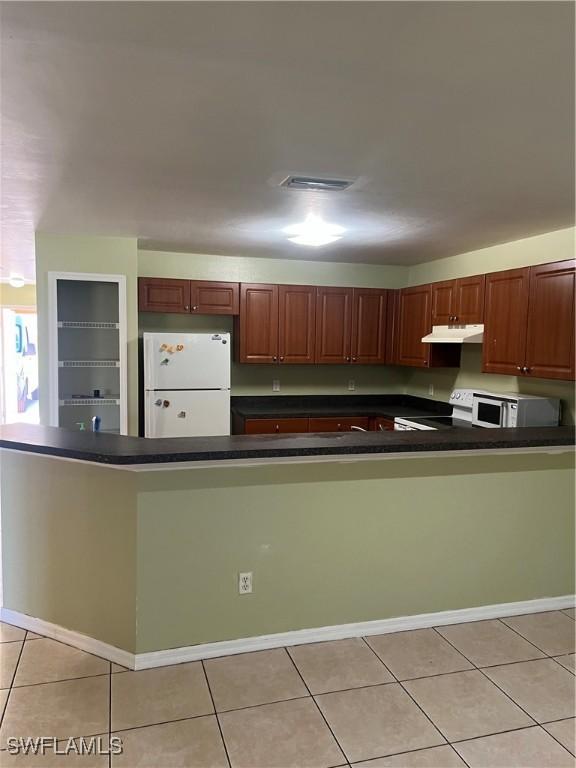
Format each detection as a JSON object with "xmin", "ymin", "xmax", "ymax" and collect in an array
[
  {"xmin": 0, "ymin": 608, "xmax": 135, "ymax": 669},
  {"xmin": 3, "ymin": 594, "xmax": 574, "ymax": 671}
]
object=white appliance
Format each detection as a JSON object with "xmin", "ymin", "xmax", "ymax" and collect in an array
[
  {"xmin": 422, "ymin": 324, "xmax": 484, "ymax": 344},
  {"xmin": 472, "ymin": 392, "xmax": 560, "ymax": 429},
  {"xmin": 144, "ymin": 332, "xmax": 231, "ymax": 438},
  {"xmin": 394, "ymin": 388, "xmax": 561, "ymax": 431}
]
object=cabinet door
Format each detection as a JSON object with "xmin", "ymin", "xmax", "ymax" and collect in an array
[
  {"xmin": 455, "ymin": 275, "xmax": 485, "ymax": 324},
  {"xmin": 315, "ymin": 287, "xmax": 353, "ymax": 363},
  {"xmin": 397, "ymin": 285, "xmax": 433, "ymax": 367},
  {"xmin": 482, "ymin": 268, "xmax": 530, "ymax": 375},
  {"xmin": 244, "ymin": 418, "xmax": 309, "ymax": 434},
  {"xmin": 309, "ymin": 416, "xmax": 370, "ymax": 432},
  {"xmin": 238, "ymin": 284, "xmax": 279, "ymax": 363},
  {"xmin": 278, "ymin": 285, "xmax": 316, "ymax": 364},
  {"xmin": 370, "ymin": 416, "xmax": 396, "ymax": 431},
  {"xmin": 525, "ymin": 260, "xmax": 575, "ymax": 380},
  {"xmin": 191, "ymin": 281, "xmax": 239, "ymax": 315},
  {"xmin": 138, "ymin": 278, "xmax": 191, "ymax": 313},
  {"xmin": 431, "ymin": 281, "xmax": 456, "ymax": 325},
  {"xmin": 351, "ymin": 289, "xmax": 388, "ymax": 364}
]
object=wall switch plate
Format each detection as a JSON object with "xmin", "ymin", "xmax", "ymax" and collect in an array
[
  {"xmin": 238, "ymin": 572, "xmax": 253, "ymax": 594},
  {"xmin": 272, "ymin": 379, "xmax": 280, "ymax": 392},
  {"xmin": 428, "ymin": 384, "xmax": 434, "ymax": 396},
  {"xmin": 348, "ymin": 380, "xmax": 355, "ymax": 391}
]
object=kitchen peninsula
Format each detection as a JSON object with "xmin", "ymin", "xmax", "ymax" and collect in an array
[{"xmin": 1, "ymin": 421, "xmax": 574, "ymax": 671}]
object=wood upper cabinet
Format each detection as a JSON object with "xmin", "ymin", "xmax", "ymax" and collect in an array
[
  {"xmin": 482, "ymin": 268, "xmax": 530, "ymax": 375},
  {"xmin": 191, "ymin": 281, "xmax": 239, "ymax": 315},
  {"xmin": 431, "ymin": 281, "xmax": 456, "ymax": 325},
  {"xmin": 315, "ymin": 287, "xmax": 353, "ymax": 363},
  {"xmin": 456, "ymin": 275, "xmax": 485, "ymax": 324},
  {"xmin": 431, "ymin": 275, "xmax": 485, "ymax": 325},
  {"xmin": 138, "ymin": 278, "xmax": 191, "ymax": 313},
  {"xmin": 238, "ymin": 284, "xmax": 279, "ymax": 363},
  {"xmin": 278, "ymin": 285, "xmax": 316, "ymax": 364},
  {"xmin": 398, "ymin": 284, "xmax": 433, "ymax": 367},
  {"xmin": 524, "ymin": 260, "xmax": 575, "ymax": 380},
  {"xmin": 351, "ymin": 289, "xmax": 388, "ymax": 364},
  {"xmin": 139, "ymin": 278, "xmax": 239, "ymax": 315}
]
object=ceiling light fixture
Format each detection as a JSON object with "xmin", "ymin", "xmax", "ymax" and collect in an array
[
  {"xmin": 8, "ymin": 275, "xmax": 25, "ymax": 288},
  {"xmin": 283, "ymin": 214, "xmax": 344, "ymax": 247}
]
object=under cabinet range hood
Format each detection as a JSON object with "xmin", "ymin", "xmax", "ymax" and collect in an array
[{"xmin": 422, "ymin": 324, "xmax": 484, "ymax": 344}]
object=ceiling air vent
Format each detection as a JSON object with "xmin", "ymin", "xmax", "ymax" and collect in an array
[{"xmin": 280, "ymin": 175, "xmax": 355, "ymax": 192}]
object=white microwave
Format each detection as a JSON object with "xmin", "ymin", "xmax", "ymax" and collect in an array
[{"xmin": 472, "ymin": 393, "xmax": 561, "ymax": 429}]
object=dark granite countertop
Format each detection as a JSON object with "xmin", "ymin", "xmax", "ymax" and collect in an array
[
  {"xmin": 231, "ymin": 394, "xmax": 452, "ymax": 420},
  {"xmin": 1, "ymin": 423, "xmax": 573, "ymax": 466}
]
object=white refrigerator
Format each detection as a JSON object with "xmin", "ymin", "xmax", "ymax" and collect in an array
[{"xmin": 143, "ymin": 332, "xmax": 231, "ymax": 438}]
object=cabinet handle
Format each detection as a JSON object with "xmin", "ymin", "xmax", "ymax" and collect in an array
[
  {"xmin": 346, "ymin": 356, "xmax": 351, "ymax": 362},
  {"xmin": 523, "ymin": 366, "xmax": 530, "ymax": 374},
  {"xmin": 273, "ymin": 356, "xmax": 278, "ymax": 362},
  {"xmin": 275, "ymin": 424, "xmax": 279, "ymax": 432},
  {"xmin": 517, "ymin": 366, "xmax": 523, "ymax": 372},
  {"xmin": 279, "ymin": 356, "xmax": 285, "ymax": 362},
  {"xmin": 337, "ymin": 423, "xmax": 342, "ymax": 430},
  {"xmin": 192, "ymin": 305, "xmax": 198, "ymax": 311},
  {"xmin": 352, "ymin": 357, "xmax": 357, "ymax": 362},
  {"xmin": 184, "ymin": 305, "xmax": 190, "ymax": 310}
]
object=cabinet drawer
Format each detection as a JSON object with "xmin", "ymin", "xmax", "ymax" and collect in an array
[
  {"xmin": 244, "ymin": 418, "xmax": 309, "ymax": 434},
  {"xmin": 308, "ymin": 416, "xmax": 370, "ymax": 432}
]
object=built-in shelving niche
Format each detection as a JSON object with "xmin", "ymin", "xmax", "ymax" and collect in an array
[{"xmin": 49, "ymin": 273, "xmax": 127, "ymax": 434}]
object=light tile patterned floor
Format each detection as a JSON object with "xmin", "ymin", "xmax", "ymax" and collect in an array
[{"xmin": 0, "ymin": 609, "xmax": 574, "ymax": 767}]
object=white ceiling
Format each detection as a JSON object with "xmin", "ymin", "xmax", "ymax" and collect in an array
[{"xmin": 1, "ymin": 1, "xmax": 574, "ymax": 281}]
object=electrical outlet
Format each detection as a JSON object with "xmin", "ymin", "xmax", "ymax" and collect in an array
[
  {"xmin": 272, "ymin": 379, "xmax": 280, "ymax": 392},
  {"xmin": 428, "ymin": 384, "xmax": 434, "ymax": 396},
  {"xmin": 348, "ymin": 379, "xmax": 355, "ymax": 391},
  {"xmin": 238, "ymin": 572, "xmax": 253, "ymax": 594}
]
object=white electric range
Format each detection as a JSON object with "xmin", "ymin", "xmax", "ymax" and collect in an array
[{"xmin": 394, "ymin": 389, "xmax": 478, "ymax": 431}]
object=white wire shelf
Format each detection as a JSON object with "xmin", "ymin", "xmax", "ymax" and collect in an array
[
  {"xmin": 58, "ymin": 321, "xmax": 120, "ymax": 329},
  {"xmin": 59, "ymin": 398, "xmax": 121, "ymax": 407},
  {"xmin": 58, "ymin": 360, "xmax": 120, "ymax": 368}
]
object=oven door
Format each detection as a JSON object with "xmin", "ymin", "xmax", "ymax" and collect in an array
[{"xmin": 472, "ymin": 396, "xmax": 505, "ymax": 428}]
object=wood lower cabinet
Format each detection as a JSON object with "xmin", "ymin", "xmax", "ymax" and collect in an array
[
  {"xmin": 483, "ymin": 268, "xmax": 530, "ymax": 376},
  {"xmin": 278, "ymin": 285, "xmax": 316, "ymax": 364},
  {"xmin": 138, "ymin": 278, "xmax": 191, "ymax": 313},
  {"xmin": 308, "ymin": 416, "xmax": 370, "ymax": 432},
  {"xmin": 238, "ymin": 284, "xmax": 279, "ymax": 363},
  {"xmin": 244, "ymin": 418, "xmax": 309, "ymax": 434},
  {"xmin": 524, "ymin": 260, "xmax": 575, "ymax": 380},
  {"xmin": 371, "ymin": 416, "xmax": 395, "ymax": 431},
  {"xmin": 139, "ymin": 277, "xmax": 239, "ymax": 315},
  {"xmin": 351, "ymin": 289, "xmax": 388, "ymax": 364},
  {"xmin": 431, "ymin": 275, "xmax": 485, "ymax": 325},
  {"xmin": 315, "ymin": 287, "xmax": 353, "ymax": 363}
]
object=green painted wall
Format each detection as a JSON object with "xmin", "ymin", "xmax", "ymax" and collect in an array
[
  {"xmin": 135, "ymin": 452, "xmax": 575, "ymax": 652},
  {"xmin": 2, "ymin": 449, "xmax": 573, "ymax": 654},
  {"xmin": 138, "ymin": 249, "xmax": 408, "ymax": 288},
  {"xmin": 35, "ymin": 235, "xmax": 139, "ymax": 434},
  {"xmin": 0, "ymin": 451, "xmax": 138, "ymax": 651},
  {"xmin": 407, "ymin": 226, "xmax": 575, "ymax": 285}
]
